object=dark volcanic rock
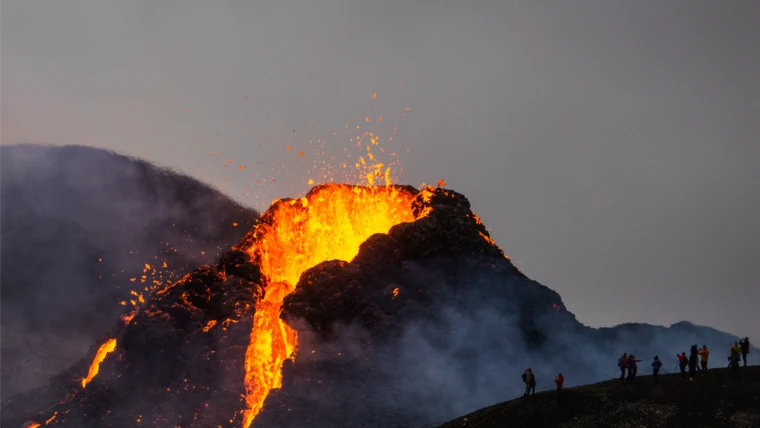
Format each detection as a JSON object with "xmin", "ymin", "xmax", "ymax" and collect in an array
[
  {"xmin": 390, "ymin": 189, "xmax": 506, "ymax": 260},
  {"xmin": 1, "ymin": 260, "xmax": 259, "ymax": 428}
]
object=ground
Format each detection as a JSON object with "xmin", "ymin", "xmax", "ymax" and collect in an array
[{"xmin": 439, "ymin": 365, "xmax": 760, "ymax": 428}]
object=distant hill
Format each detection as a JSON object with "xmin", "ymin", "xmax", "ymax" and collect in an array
[
  {"xmin": 0, "ymin": 144, "xmax": 258, "ymax": 398},
  {"xmin": 439, "ymin": 366, "xmax": 760, "ymax": 428}
]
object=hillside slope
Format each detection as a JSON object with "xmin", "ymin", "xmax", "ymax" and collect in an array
[
  {"xmin": 0, "ymin": 144, "xmax": 258, "ymax": 398},
  {"xmin": 439, "ymin": 366, "xmax": 760, "ymax": 428}
]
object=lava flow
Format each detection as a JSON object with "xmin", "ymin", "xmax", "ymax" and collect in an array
[
  {"xmin": 81, "ymin": 338, "xmax": 117, "ymax": 388},
  {"xmin": 240, "ymin": 184, "xmax": 417, "ymax": 427}
]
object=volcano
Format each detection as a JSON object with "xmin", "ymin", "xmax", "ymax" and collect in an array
[{"xmin": 1, "ymin": 183, "xmax": 748, "ymax": 428}]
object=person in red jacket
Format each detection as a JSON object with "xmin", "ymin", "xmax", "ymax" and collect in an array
[
  {"xmin": 677, "ymin": 352, "xmax": 688, "ymax": 378},
  {"xmin": 627, "ymin": 355, "xmax": 642, "ymax": 383},
  {"xmin": 554, "ymin": 373, "xmax": 565, "ymax": 400}
]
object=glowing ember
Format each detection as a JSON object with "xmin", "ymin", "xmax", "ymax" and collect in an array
[
  {"xmin": 202, "ymin": 320, "xmax": 217, "ymax": 332},
  {"xmin": 241, "ymin": 184, "xmax": 417, "ymax": 426},
  {"xmin": 81, "ymin": 338, "xmax": 117, "ymax": 388}
]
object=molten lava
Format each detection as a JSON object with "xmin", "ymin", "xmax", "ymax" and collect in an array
[
  {"xmin": 81, "ymin": 338, "xmax": 117, "ymax": 388},
  {"xmin": 241, "ymin": 184, "xmax": 416, "ymax": 426},
  {"xmin": 241, "ymin": 282, "xmax": 298, "ymax": 427}
]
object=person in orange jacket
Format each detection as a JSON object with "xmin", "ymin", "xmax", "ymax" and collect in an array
[
  {"xmin": 554, "ymin": 373, "xmax": 565, "ymax": 400},
  {"xmin": 698, "ymin": 345, "xmax": 710, "ymax": 374}
]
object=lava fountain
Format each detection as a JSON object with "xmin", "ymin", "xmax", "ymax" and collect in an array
[{"xmin": 240, "ymin": 183, "xmax": 417, "ymax": 426}]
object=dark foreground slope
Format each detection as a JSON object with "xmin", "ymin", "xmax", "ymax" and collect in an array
[
  {"xmin": 439, "ymin": 366, "xmax": 760, "ymax": 428},
  {"xmin": 0, "ymin": 144, "xmax": 257, "ymax": 398}
]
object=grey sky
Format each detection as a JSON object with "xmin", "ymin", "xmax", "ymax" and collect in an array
[{"xmin": 3, "ymin": 1, "xmax": 759, "ymax": 341}]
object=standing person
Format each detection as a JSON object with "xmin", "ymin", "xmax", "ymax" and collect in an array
[
  {"xmin": 688, "ymin": 345, "xmax": 699, "ymax": 382},
  {"xmin": 677, "ymin": 352, "xmax": 688, "ymax": 378},
  {"xmin": 618, "ymin": 353, "xmax": 628, "ymax": 382},
  {"xmin": 522, "ymin": 368, "xmax": 536, "ymax": 397},
  {"xmin": 739, "ymin": 338, "xmax": 750, "ymax": 367},
  {"xmin": 554, "ymin": 373, "xmax": 564, "ymax": 400},
  {"xmin": 698, "ymin": 345, "xmax": 710, "ymax": 374},
  {"xmin": 731, "ymin": 342, "xmax": 742, "ymax": 360},
  {"xmin": 627, "ymin": 354, "xmax": 642, "ymax": 383},
  {"xmin": 728, "ymin": 346, "xmax": 741, "ymax": 380},
  {"xmin": 651, "ymin": 356, "xmax": 663, "ymax": 384}
]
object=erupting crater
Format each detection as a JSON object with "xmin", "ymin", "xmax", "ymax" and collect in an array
[{"xmin": 238, "ymin": 184, "xmax": 418, "ymax": 426}]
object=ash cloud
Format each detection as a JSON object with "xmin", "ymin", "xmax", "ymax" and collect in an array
[{"xmin": 0, "ymin": 143, "xmax": 257, "ymax": 399}]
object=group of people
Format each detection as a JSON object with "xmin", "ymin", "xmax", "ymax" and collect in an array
[
  {"xmin": 622, "ymin": 337, "xmax": 751, "ymax": 385},
  {"xmin": 675, "ymin": 344, "xmax": 710, "ymax": 382},
  {"xmin": 617, "ymin": 353, "xmax": 644, "ymax": 383},
  {"xmin": 728, "ymin": 337, "xmax": 752, "ymax": 379},
  {"xmin": 520, "ymin": 337, "xmax": 751, "ymax": 401},
  {"xmin": 520, "ymin": 368, "xmax": 564, "ymax": 399}
]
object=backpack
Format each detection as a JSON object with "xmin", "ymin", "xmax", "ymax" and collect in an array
[{"xmin": 521, "ymin": 373, "xmax": 527, "ymax": 382}]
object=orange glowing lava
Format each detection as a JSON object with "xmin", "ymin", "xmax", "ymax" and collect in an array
[
  {"xmin": 241, "ymin": 184, "xmax": 417, "ymax": 427},
  {"xmin": 81, "ymin": 338, "xmax": 117, "ymax": 388}
]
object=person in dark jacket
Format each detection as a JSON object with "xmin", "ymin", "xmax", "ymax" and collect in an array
[
  {"xmin": 689, "ymin": 345, "xmax": 699, "ymax": 382},
  {"xmin": 626, "ymin": 354, "xmax": 642, "ymax": 383},
  {"xmin": 522, "ymin": 368, "xmax": 536, "ymax": 397},
  {"xmin": 728, "ymin": 347, "xmax": 741, "ymax": 380},
  {"xmin": 651, "ymin": 356, "xmax": 663, "ymax": 384},
  {"xmin": 618, "ymin": 353, "xmax": 628, "ymax": 382},
  {"xmin": 739, "ymin": 337, "xmax": 750, "ymax": 367},
  {"xmin": 677, "ymin": 352, "xmax": 688, "ymax": 378}
]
